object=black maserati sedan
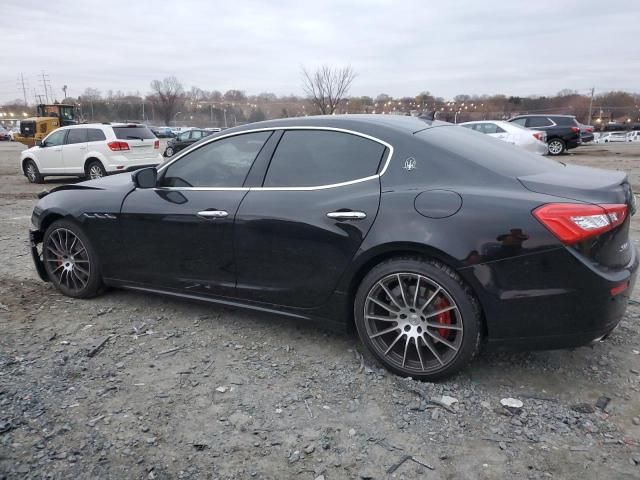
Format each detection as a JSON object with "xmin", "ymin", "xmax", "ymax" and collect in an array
[{"xmin": 29, "ymin": 115, "xmax": 638, "ymax": 380}]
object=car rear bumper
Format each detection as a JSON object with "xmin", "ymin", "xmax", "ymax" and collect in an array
[
  {"xmin": 460, "ymin": 245, "xmax": 639, "ymax": 350},
  {"xmin": 105, "ymin": 154, "xmax": 162, "ymax": 173}
]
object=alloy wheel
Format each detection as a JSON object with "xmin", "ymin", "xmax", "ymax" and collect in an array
[
  {"xmin": 548, "ymin": 140, "xmax": 563, "ymax": 155},
  {"xmin": 364, "ymin": 272, "xmax": 464, "ymax": 374},
  {"xmin": 44, "ymin": 228, "xmax": 91, "ymax": 292},
  {"xmin": 165, "ymin": 147, "xmax": 174, "ymax": 157},
  {"xmin": 89, "ymin": 165, "xmax": 104, "ymax": 179},
  {"xmin": 26, "ymin": 164, "xmax": 37, "ymax": 182}
]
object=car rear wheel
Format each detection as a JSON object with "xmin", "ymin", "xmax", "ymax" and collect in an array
[
  {"xmin": 24, "ymin": 160, "xmax": 43, "ymax": 183},
  {"xmin": 164, "ymin": 146, "xmax": 174, "ymax": 157},
  {"xmin": 547, "ymin": 138, "xmax": 565, "ymax": 155},
  {"xmin": 43, "ymin": 219, "xmax": 103, "ymax": 298},
  {"xmin": 86, "ymin": 160, "xmax": 107, "ymax": 179},
  {"xmin": 354, "ymin": 257, "xmax": 481, "ymax": 381}
]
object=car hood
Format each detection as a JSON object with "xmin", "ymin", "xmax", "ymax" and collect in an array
[{"xmin": 39, "ymin": 172, "xmax": 135, "ymax": 199}]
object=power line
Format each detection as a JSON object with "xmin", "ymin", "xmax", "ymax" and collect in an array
[{"xmin": 39, "ymin": 71, "xmax": 52, "ymax": 103}]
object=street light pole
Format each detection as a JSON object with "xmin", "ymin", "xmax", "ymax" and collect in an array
[
  {"xmin": 174, "ymin": 111, "xmax": 182, "ymax": 126},
  {"xmin": 223, "ymin": 109, "xmax": 227, "ymax": 128}
]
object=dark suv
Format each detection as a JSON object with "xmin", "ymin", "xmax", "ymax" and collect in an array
[{"xmin": 508, "ymin": 114, "xmax": 581, "ymax": 155}]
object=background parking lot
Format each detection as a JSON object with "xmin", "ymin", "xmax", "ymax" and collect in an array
[{"xmin": 1, "ymin": 142, "xmax": 640, "ymax": 479}]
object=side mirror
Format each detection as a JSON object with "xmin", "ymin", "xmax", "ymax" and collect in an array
[
  {"xmin": 36, "ymin": 140, "xmax": 43, "ymax": 147},
  {"xmin": 132, "ymin": 167, "xmax": 157, "ymax": 189}
]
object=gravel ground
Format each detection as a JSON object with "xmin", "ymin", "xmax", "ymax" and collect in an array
[{"xmin": 1, "ymin": 141, "xmax": 640, "ymax": 479}]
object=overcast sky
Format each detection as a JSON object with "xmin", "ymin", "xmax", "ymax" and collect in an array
[{"xmin": 1, "ymin": 0, "xmax": 638, "ymax": 104}]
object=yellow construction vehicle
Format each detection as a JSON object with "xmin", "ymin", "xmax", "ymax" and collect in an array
[{"xmin": 13, "ymin": 103, "xmax": 79, "ymax": 147}]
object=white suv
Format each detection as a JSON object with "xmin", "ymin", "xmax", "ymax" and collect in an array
[{"xmin": 20, "ymin": 123, "xmax": 163, "ymax": 183}]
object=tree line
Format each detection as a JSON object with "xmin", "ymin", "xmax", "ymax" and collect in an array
[{"xmin": 2, "ymin": 66, "xmax": 639, "ymax": 128}]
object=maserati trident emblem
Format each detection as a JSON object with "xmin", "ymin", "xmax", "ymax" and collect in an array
[{"xmin": 403, "ymin": 157, "xmax": 417, "ymax": 171}]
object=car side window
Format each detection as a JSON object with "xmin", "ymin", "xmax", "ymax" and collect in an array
[
  {"xmin": 87, "ymin": 129, "xmax": 106, "ymax": 142},
  {"xmin": 178, "ymin": 132, "xmax": 190, "ymax": 141},
  {"xmin": 526, "ymin": 117, "xmax": 552, "ymax": 128},
  {"xmin": 191, "ymin": 130, "xmax": 203, "ymax": 140},
  {"xmin": 510, "ymin": 118, "xmax": 527, "ymax": 127},
  {"xmin": 264, "ymin": 130, "xmax": 386, "ymax": 188},
  {"xmin": 161, "ymin": 131, "xmax": 272, "ymax": 188},
  {"xmin": 66, "ymin": 128, "xmax": 87, "ymax": 144},
  {"xmin": 43, "ymin": 130, "xmax": 66, "ymax": 147}
]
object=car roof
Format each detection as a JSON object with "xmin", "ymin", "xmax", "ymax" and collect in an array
[
  {"xmin": 510, "ymin": 114, "xmax": 575, "ymax": 118},
  {"xmin": 226, "ymin": 114, "xmax": 448, "ymax": 137}
]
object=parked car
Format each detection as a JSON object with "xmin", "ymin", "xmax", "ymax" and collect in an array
[
  {"xmin": 508, "ymin": 114, "xmax": 581, "ymax": 155},
  {"xmin": 150, "ymin": 126, "xmax": 175, "ymax": 138},
  {"xmin": 597, "ymin": 132, "xmax": 628, "ymax": 143},
  {"xmin": 205, "ymin": 127, "xmax": 222, "ymax": 133},
  {"xmin": 164, "ymin": 128, "xmax": 213, "ymax": 157},
  {"xmin": 0, "ymin": 126, "xmax": 12, "ymax": 141},
  {"xmin": 459, "ymin": 120, "xmax": 548, "ymax": 155},
  {"xmin": 578, "ymin": 123, "xmax": 595, "ymax": 143},
  {"xmin": 170, "ymin": 126, "xmax": 193, "ymax": 136},
  {"xmin": 28, "ymin": 115, "xmax": 638, "ymax": 380},
  {"xmin": 20, "ymin": 123, "xmax": 163, "ymax": 183},
  {"xmin": 626, "ymin": 131, "xmax": 640, "ymax": 142}
]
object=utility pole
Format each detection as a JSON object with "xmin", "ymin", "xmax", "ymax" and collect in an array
[
  {"xmin": 39, "ymin": 71, "xmax": 52, "ymax": 103},
  {"xmin": 587, "ymin": 87, "xmax": 595, "ymax": 124},
  {"xmin": 18, "ymin": 73, "xmax": 28, "ymax": 106}
]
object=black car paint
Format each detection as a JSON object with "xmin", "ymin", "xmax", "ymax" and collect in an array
[{"xmin": 30, "ymin": 115, "xmax": 638, "ymax": 350}]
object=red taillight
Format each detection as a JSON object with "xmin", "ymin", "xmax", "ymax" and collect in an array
[
  {"xmin": 533, "ymin": 132, "xmax": 544, "ymax": 141},
  {"xmin": 533, "ymin": 203, "xmax": 627, "ymax": 244},
  {"xmin": 154, "ymin": 140, "xmax": 159, "ymax": 149},
  {"xmin": 571, "ymin": 127, "xmax": 580, "ymax": 133},
  {"xmin": 610, "ymin": 281, "xmax": 629, "ymax": 296},
  {"xmin": 586, "ymin": 127, "xmax": 593, "ymax": 133},
  {"xmin": 107, "ymin": 141, "xmax": 130, "ymax": 151}
]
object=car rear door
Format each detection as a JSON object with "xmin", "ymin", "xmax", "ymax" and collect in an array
[
  {"xmin": 62, "ymin": 128, "xmax": 88, "ymax": 174},
  {"xmin": 119, "ymin": 130, "xmax": 274, "ymax": 297},
  {"xmin": 234, "ymin": 128, "xmax": 387, "ymax": 308}
]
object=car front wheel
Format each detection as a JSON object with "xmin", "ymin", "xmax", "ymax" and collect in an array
[
  {"xmin": 43, "ymin": 219, "xmax": 103, "ymax": 298},
  {"xmin": 24, "ymin": 159, "xmax": 44, "ymax": 183},
  {"xmin": 354, "ymin": 257, "xmax": 481, "ymax": 381},
  {"xmin": 547, "ymin": 138, "xmax": 566, "ymax": 155},
  {"xmin": 164, "ymin": 146, "xmax": 174, "ymax": 157}
]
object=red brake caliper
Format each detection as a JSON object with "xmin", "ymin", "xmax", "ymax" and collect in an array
[{"xmin": 434, "ymin": 296, "xmax": 452, "ymax": 339}]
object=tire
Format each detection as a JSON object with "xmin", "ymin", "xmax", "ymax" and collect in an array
[
  {"xmin": 354, "ymin": 257, "xmax": 481, "ymax": 381},
  {"xmin": 86, "ymin": 160, "xmax": 107, "ymax": 179},
  {"xmin": 24, "ymin": 159, "xmax": 44, "ymax": 183},
  {"xmin": 547, "ymin": 138, "xmax": 565, "ymax": 155},
  {"xmin": 42, "ymin": 219, "xmax": 103, "ymax": 298},
  {"xmin": 164, "ymin": 146, "xmax": 174, "ymax": 157}
]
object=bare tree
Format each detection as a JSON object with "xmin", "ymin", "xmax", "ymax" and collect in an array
[
  {"xmin": 149, "ymin": 77, "xmax": 184, "ymax": 125},
  {"xmin": 302, "ymin": 65, "xmax": 356, "ymax": 115}
]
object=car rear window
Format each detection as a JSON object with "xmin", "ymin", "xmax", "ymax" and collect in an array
[
  {"xmin": 87, "ymin": 128, "xmax": 106, "ymax": 141},
  {"xmin": 416, "ymin": 125, "xmax": 564, "ymax": 177},
  {"xmin": 552, "ymin": 116, "xmax": 578, "ymax": 126},
  {"xmin": 112, "ymin": 125, "xmax": 156, "ymax": 140}
]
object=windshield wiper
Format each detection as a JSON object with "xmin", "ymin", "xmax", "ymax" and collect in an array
[{"xmin": 125, "ymin": 135, "xmax": 144, "ymax": 140}]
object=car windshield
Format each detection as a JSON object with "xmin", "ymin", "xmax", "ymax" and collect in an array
[{"xmin": 113, "ymin": 125, "xmax": 156, "ymax": 140}]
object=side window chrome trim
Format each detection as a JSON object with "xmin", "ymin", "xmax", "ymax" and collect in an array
[{"xmin": 156, "ymin": 126, "xmax": 394, "ymax": 190}]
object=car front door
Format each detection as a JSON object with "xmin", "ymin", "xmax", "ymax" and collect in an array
[
  {"xmin": 119, "ymin": 130, "xmax": 274, "ymax": 297},
  {"xmin": 36, "ymin": 129, "xmax": 67, "ymax": 174},
  {"xmin": 234, "ymin": 129, "xmax": 387, "ymax": 308},
  {"xmin": 62, "ymin": 128, "xmax": 88, "ymax": 174}
]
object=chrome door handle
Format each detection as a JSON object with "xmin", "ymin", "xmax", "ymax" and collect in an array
[
  {"xmin": 197, "ymin": 210, "xmax": 228, "ymax": 219},
  {"xmin": 327, "ymin": 211, "xmax": 367, "ymax": 220}
]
